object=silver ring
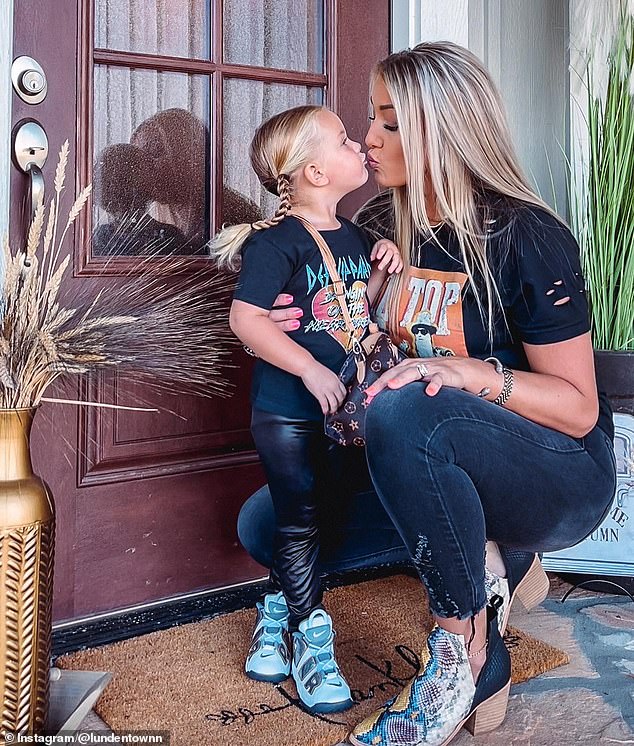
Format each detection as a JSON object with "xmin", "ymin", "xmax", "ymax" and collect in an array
[{"xmin": 416, "ymin": 362, "xmax": 429, "ymax": 379}]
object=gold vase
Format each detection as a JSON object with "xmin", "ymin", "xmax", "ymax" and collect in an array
[{"xmin": 0, "ymin": 408, "xmax": 55, "ymax": 739}]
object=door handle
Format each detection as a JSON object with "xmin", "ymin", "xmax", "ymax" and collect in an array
[
  {"xmin": 12, "ymin": 120, "xmax": 49, "ymax": 227},
  {"xmin": 27, "ymin": 163, "xmax": 45, "ymax": 225}
]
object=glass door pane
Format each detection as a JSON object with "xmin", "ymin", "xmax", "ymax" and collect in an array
[
  {"xmin": 95, "ymin": 0, "xmax": 211, "ymax": 59},
  {"xmin": 223, "ymin": 0, "xmax": 324, "ymax": 71},
  {"xmin": 93, "ymin": 66, "xmax": 210, "ymax": 256}
]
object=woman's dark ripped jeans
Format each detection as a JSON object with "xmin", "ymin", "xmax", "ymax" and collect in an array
[{"xmin": 239, "ymin": 384, "xmax": 616, "ymax": 619}]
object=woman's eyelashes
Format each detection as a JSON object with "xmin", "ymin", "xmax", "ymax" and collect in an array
[{"xmin": 368, "ymin": 112, "xmax": 398, "ymax": 132}]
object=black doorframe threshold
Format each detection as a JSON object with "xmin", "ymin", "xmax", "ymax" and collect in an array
[{"xmin": 52, "ymin": 563, "xmax": 414, "ymax": 658}]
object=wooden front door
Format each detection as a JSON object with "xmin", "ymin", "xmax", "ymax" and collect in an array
[{"xmin": 10, "ymin": 0, "xmax": 389, "ymax": 624}]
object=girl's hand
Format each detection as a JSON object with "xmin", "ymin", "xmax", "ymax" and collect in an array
[
  {"xmin": 371, "ymin": 239, "xmax": 403, "ymax": 274},
  {"xmin": 268, "ymin": 294, "xmax": 303, "ymax": 332},
  {"xmin": 365, "ymin": 356, "xmax": 498, "ymax": 405},
  {"xmin": 300, "ymin": 360, "xmax": 347, "ymax": 415}
]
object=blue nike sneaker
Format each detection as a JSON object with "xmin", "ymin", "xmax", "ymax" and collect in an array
[
  {"xmin": 245, "ymin": 591, "xmax": 291, "ymax": 683},
  {"xmin": 291, "ymin": 608, "xmax": 353, "ymax": 713}
]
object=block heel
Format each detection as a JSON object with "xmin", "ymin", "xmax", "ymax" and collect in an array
[
  {"xmin": 513, "ymin": 555, "xmax": 549, "ymax": 611},
  {"xmin": 463, "ymin": 679, "xmax": 511, "ymax": 736}
]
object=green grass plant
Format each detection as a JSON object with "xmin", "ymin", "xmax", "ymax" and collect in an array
[{"xmin": 570, "ymin": 9, "xmax": 634, "ymax": 351}]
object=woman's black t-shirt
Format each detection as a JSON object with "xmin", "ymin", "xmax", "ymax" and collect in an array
[
  {"xmin": 357, "ymin": 191, "xmax": 613, "ymax": 438},
  {"xmin": 233, "ymin": 215, "xmax": 372, "ymax": 420}
]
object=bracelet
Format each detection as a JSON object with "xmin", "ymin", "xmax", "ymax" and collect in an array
[
  {"xmin": 243, "ymin": 345, "xmax": 259, "ymax": 358},
  {"xmin": 482, "ymin": 356, "xmax": 514, "ymax": 406},
  {"xmin": 493, "ymin": 366, "xmax": 514, "ymax": 406}
]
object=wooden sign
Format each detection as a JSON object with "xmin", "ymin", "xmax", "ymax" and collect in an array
[{"xmin": 543, "ymin": 413, "xmax": 634, "ymax": 577}]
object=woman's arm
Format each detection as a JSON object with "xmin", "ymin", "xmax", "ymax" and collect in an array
[
  {"xmin": 515, "ymin": 333, "xmax": 599, "ymax": 436},
  {"xmin": 231, "ymin": 300, "xmax": 312, "ymax": 375},
  {"xmin": 364, "ymin": 332, "xmax": 599, "ymax": 438},
  {"xmin": 230, "ymin": 299, "xmax": 346, "ymax": 414}
]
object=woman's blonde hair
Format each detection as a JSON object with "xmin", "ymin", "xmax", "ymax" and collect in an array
[
  {"xmin": 210, "ymin": 105, "xmax": 324, "ymax": 269},
  {"xmin": 370, "ymin": 42, "xmax": 560, "ymax": 342}
]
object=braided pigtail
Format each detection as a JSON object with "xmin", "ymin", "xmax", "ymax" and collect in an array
[
  {"xmin": 210, "ymin": 104, "xmax": 323, "ymax": 271},
  {"xmin": 210, "ymin": 175, "xmax": 293, "ymax": 270},
  {"xmin": 208, "ymin": 222, "xmax": 253, "ymax": 271},
  {"xmin": 250, "ymin": 174, "xmax": 292, "ymax": 231}
]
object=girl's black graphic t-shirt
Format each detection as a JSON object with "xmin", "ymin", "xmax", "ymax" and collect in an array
[{"xmin": 234, "ymin": 216, "xmax": 372, "ymax": 420}]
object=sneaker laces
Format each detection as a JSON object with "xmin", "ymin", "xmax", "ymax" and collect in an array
[
  {"xmin": 302, "ymin": 624, "xmax": 341, "ymax": 683},
  {"xmin": 259, "ymin": 621, "xmax": 285, "ymax": 652},
  {"xmin": 257, "ymin": 597, "xmax": 288, "ymax": 653}
]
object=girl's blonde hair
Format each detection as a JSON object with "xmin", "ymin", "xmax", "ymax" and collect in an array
[
  {"xmin": 369, "ymin": 42, "xmax": 560, "ymax": 342},
  {"xmin": 210, "ymin": 105, "xmax": 324, "ymax": 270}
]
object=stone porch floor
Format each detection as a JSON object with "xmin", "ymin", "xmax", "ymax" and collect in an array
[{"xmin": 424, "ymin": 577, "xmax": 634, "ymax": 746}]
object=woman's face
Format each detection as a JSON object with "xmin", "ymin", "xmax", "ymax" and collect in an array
[{"xmin": 365, "ymin": 77, "xmax": 407, "ymax": 188}]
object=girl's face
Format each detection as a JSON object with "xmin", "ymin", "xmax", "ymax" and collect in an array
[
  {"xmin": 316, "ymin": 110, "xmax": 368, "ymax": 194},
  {"xmin": 365, "ymin": 77, "xmax": 407, "ymax": 188}
]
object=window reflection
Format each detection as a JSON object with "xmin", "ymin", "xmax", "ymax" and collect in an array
[
  {"xmin": 93, "ymin": 142, "xmax": 187, "ymax": 256},
  {"xmin": 92, "ymin": 67, "xmax": 212, "ymax": 256},
  {"xmin": 93, "ymin": 105, "xmax": 266, "ymax": 256},
  {"xmin": 130, "ymin": 108, "xmax": 208, "ymax": 252},
  {"xmin": 93, "ymin": 106, "xmax": 210, "ymax": 256}
]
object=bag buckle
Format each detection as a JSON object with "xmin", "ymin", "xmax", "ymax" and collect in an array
[{"xmin": 333, "ymin": 280, "xmax": 346, "ymax": 298}]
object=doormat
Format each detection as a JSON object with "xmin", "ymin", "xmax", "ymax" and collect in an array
[{"xmin": 57, "ymin": 575, "xmax": 568, "ymax": 746}]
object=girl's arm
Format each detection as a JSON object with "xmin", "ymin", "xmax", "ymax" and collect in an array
[
  {"xmin": 367, "ymin": 238, "xmax": 403, "ymax": 303},
  {"xmin": 230, "ymin": 299, "xmax": 346, "ymax": 414}
]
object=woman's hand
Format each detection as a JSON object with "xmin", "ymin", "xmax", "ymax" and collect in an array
[
  {"xmin": 365, "ymin": 356, "xmax": 498, "ymax": 405},
  {"xmin": 371, "ymin": 239, "xmax": 403, "ymax": 274},
  {"xmin": 268, "ymin": 294, "xmax": 303, "ymax": 332},
  {"xmin": 300, "ymin": 359, "xmax": 347, "ymax": 415}
]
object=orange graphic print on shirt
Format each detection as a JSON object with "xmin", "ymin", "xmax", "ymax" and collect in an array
[{"xmin": 375, "ymin": 267, "xmax": 469, "ymax": 358}]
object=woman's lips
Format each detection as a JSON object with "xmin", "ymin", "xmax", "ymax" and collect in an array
[{"xmin": 366, "ymin": 155, "xmax": 380, "ymax": 169}]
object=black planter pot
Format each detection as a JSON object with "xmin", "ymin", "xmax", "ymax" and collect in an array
[{"xmin": 594, "ymin": 349, "xmax": 634, "ymax": 415}]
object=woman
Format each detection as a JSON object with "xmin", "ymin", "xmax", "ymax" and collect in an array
[{"xmin": 237, "ymin": 42, "xmax": 616, "ymax": 745}]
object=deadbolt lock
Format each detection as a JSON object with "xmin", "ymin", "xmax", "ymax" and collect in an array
[
  {"xmin": 11, "ymin": 56, "xmax": 48, "ymax": 104},
  {"xmin": 20, "ymin": 70, "xmax": 46, "ymax": 95}
]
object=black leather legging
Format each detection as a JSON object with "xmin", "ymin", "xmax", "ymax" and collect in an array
[{"xmin": 250, "ymin": 407, "xmax": 348, "ymax": 631}]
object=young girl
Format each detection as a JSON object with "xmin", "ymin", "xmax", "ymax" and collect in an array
[{"xmin": 210, "ymin": 105, "xmax": 401, "ymax": 713}]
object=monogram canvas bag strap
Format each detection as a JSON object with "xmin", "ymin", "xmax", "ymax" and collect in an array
[{"xmin": 294, "ymin": 215, "xmax": 356, "ymax": 349}]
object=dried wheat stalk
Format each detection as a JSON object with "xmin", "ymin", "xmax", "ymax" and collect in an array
[{"xmin": 0, "ymin": 141, "xmax": 236, "ymax": 409}]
